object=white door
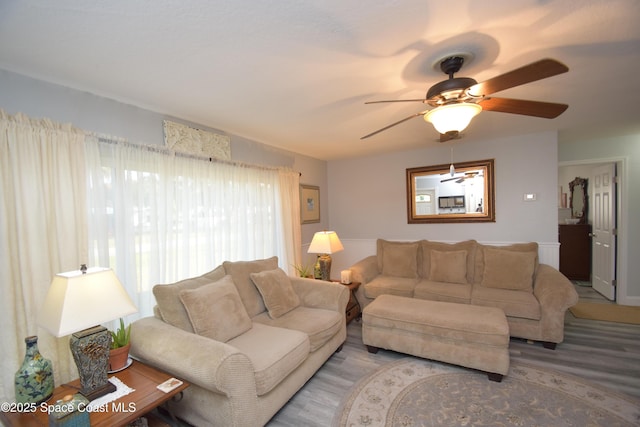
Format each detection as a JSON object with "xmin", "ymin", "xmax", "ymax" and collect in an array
[
  {"xmin": 591, "ymin": 163, "xmax": 617, "ymax": 300},
  {"xmin": 415, "ymin": 189, "xmax": 436, "ymax": 215}
]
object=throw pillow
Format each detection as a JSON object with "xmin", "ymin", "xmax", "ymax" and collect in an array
[
  {"xmin": 482, "ymin": 248, "xmax": 537, "ymax": 291},
  {"xmin": 250, "ymin": 268, "xmax": 301, "ymax": 319},
  {"xmin": 474, "ymin": 242, "xmax": 538, "ymax": 284},
  {"xmin": 179, "ymin": 275, "xmax": 252, "ymax": 342},
  {"xmin": 428, "ymin": 249, "xmax": 468, "ymax": 284},
  {"xmin": 153, "ymin": 264, "xmax": 226, "ymax": 332},
  {"xmin": 420, "ymin": 240, "xmax": 478, "ymax": 283},
  {"xmin": 377, "ymin": 239, "xmax": 419, "ymax": 279},
  {"xmin": 222, "ymin": 256, "xmax": 279, "ymax": 317}
]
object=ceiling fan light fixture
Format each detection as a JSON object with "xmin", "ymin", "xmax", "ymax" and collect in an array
[{"xmin": 424, "ymin": 103, "xmax": 482, "ymax": 134}]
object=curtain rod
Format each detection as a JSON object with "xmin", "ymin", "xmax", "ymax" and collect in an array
[{"xmin": 93, "ymin": 133, "xmax": 300, "ymax": 176}]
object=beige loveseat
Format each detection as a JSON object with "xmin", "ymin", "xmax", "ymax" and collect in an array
[
  {"xmin": 130, "ymin": 256, "xmax": 349, "ymax": 427},
  {"xmin": 350, "ymin": 239, "xmax": 579, "ymax": 349}
]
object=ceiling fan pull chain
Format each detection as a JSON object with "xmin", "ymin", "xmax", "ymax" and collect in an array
[{"xmin": 450, "ymin": 147, "xmax": 455, "ymax": 176}]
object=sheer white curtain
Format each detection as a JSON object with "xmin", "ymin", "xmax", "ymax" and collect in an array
[
  {"xmin": 0, "ymin": 111, "xmax": 87, "ymax": 402},
  {"xmin": 0, "ymin": 111, "xmax": 302, "ymax": 402},
  {"xmin": 85, "ymin": 137, "xmax": 301, "ymax": 320}
]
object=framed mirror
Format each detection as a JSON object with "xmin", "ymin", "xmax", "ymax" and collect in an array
[
  {"xmin": 406, "ymin": 159, "xmax": 495, "ymax": 223},
  {"xmin": 568, "ymin": 177, "xmax": 588, "ymax": 224}
]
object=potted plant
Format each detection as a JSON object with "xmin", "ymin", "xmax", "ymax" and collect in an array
[
  {"xmin": 292, "ymin": 263, "xmax": 314, "ymax": 278},
  {"xmin": 108, "ymin": 318, "xmax": 131, "ymax": 372}
]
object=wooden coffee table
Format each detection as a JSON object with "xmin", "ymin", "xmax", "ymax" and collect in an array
[{"xmin": 0, "ymin": 359, "xmax": 188, "ymax": 427}]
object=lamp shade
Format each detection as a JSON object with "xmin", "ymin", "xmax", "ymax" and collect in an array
[
  {"xmin": 424, "ymin": 103, "xmax": 482, "ymax": 134},
  {"xmin": 307, "ymin": 231, "xmax": 344, "ymax": 254},
  {"xmin": 39, "ymin": 267, "xmax": 138, "ymax": 337}
]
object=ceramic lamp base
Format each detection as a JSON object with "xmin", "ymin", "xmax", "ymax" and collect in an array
[
  {"xmin": 70, "ymin": 326, "xmax": 116, "ymax": 401},
  {"xmin": 315, "ymin": 254, "xmax": 333, "ymax": 281}
]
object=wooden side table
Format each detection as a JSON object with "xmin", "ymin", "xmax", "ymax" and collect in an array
[
  {"xmin": 0, "ymin": 359, "xmax": 188, "ymax": 427},
  {"xmin": 334, "ymin": 281, "xmax": 361, "ymax": 324}
]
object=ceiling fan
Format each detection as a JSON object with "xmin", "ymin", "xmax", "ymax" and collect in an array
[
  {"xmin": 440, "ymin": 171, "xmax": 482, "ymax": 183},
  {"xmin": 361, "ymin": 56, "xmax": 569, "ymax": 142}
]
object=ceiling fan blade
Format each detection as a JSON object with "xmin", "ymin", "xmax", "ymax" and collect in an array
[
  {"xmin": 365, "ymin": 99, "xmax": 426, "ymax": 104},
  {"xmin": 479, "ymin": 97, "xmax": 568, "ymax": 118},
  {"xmin": 440, "ymin": 175, "xmax": 461, "ymax": 182},
  {"xmin": 467, "ymin": 59, "xmax": 568, "ymax": 97},
  {"xmin": 361, "ymin": 111, "xmax": 427, "ymax": 139}
]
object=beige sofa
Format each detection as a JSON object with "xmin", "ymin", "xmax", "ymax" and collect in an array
[
  {"xmin": 130, "ymin": 256, "xmax": 349, "ymax": 427},
  {"xmin": 350, "ymin": 239, "xmax": 579, "ymax": 349}
]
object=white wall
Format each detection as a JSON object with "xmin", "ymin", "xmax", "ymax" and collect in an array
[
  {"xmin": 327, "ymin": 131, "xmax": 560, "ymax": 273},
  {"xmin": 559, "ymin": 134, "xmax": 640, "ymax": 304}
]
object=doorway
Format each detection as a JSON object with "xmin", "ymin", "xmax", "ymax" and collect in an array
[{"xmin": 558, "ymin": 160, "xmax": 622, "ymax": 302}]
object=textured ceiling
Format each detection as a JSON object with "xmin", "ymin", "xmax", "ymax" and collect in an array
[{"xmin": 1, "ymin": 0, "xmax": 639, "ymax": 160}]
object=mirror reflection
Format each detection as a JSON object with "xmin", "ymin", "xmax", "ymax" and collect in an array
[
  {"xmin": 407, "ymin": 159, "xmax": 495, "ymax": 223},
  {"xmin": 569, "ymin": 177, "xmax": 588, "ymax": 223}
]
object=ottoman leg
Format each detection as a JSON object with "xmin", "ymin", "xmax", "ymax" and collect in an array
[
  {"xmin": 542, "ymin": 341, "xmax": 557, "ymax": 350},
  {"xmin": 487, "ymin": 372, "xmax": 504, "ymax": 382},
  {"xmin": 366, "ymin": 345, "xmax": 379, "ymax": 354}
]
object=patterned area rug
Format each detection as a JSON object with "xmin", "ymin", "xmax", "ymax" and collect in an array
[{"xmin": 334, "ymin": 358, "xmax": 640, "ymax": 427}]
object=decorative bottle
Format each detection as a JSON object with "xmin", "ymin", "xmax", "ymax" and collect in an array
[{"xmin": 14, "ymin": 335, "xmax": 54, "ymax": 403}]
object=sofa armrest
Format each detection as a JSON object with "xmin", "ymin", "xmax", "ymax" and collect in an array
[
  {"xmin": 533, "ymin": 264, "xmax": 579, "ymax": 342},
  {"xmin": 130, "ymin": 317, "xmax": 257, "ymax": 397},
  {"xmin": 349, "ymin": 255, "xmax": 379, "ymax": 285},
  {"xmin": 290, "ymin": 277, "xmax": 349, "ymax": 313}
]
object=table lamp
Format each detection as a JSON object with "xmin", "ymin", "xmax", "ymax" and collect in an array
[
  {"xmin": 307, "ymin": 231, "xmax": 344, "ymax": 281},
  {"xmin": 39, "ymin": 265, "xmax": 137, "ymax": 400}
]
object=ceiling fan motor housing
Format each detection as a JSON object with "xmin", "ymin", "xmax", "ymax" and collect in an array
[{"xmin": 426, "ymin": 77, "xmax": 478, "ymax": 103}]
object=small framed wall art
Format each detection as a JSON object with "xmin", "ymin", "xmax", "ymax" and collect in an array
[{"xmin": 300, "ymin": 184, "xmax": 320, "ymax": 224}]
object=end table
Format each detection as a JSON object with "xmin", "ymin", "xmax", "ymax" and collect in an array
[
  {"xmin": 334, "ymin": 281, "xmax": 361, "ymax": 324},
  {"xmin": 1, "ymin": 359, "xmax": 188, "ymax": 427}
]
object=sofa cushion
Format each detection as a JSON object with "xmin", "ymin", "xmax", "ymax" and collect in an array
[
  {"xmin": 364, "ymin": 275, "xmax": 417, "ymax": 299},
  {"xmin": 471, "ymin": 285, "xmax": 541, "ymax": 320},
  {"xmin": 420, "ymin": 240, "xmax": 477, "ymax": 284},
  {"xmin": 428, "ymin": 249, "xmax": 468, "ymax": 284},
  {"xmin": 223, "ymin": 256, "xmax": 279, "ymax": 317},
  {"xmin": 179, "ymin": 275, "xmax": 252, "ymax": 342},
  {"xmin": 153, "ymin": 265, "xmax": 226, "ymax": 332},
  {"xmin": 227, "ymin": 323, "xmax": 310, "ymax": 396},
  {"xmin": 413, "ymin": 279, "xmax": 472, "ymax": 304},
  {"xmin": 376, "ymin": 239, "xmax": 419, "ymax": 279},
  {"xmin": 482, "ymin": 248, "xmax": 537, "ymax": 291},
  {"xmin": 250, "ymin": 268, "xmax": 301, "ymax": 318},
  {"xmin": 252, "ymin": 306, "xmax": 343, "ymax": 352}
]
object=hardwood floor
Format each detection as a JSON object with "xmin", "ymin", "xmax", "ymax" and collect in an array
[{"xmin": 266, "ymin": 284, "xmax": 640, "ymax": 426}]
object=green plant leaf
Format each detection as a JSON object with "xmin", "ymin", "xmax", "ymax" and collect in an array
[{"xmin": 110, "ymin": 318, "xmax": 131, "ymax": 349}]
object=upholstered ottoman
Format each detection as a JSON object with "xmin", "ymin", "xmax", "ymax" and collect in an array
[{"xmin": 362, "ymin": 294, "xmax": 510, "ymax": 381}]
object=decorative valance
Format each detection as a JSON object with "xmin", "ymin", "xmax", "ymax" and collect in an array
[{"xmin": 163, "ymin": 120, "xmax": 231, "ymax": 160}]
